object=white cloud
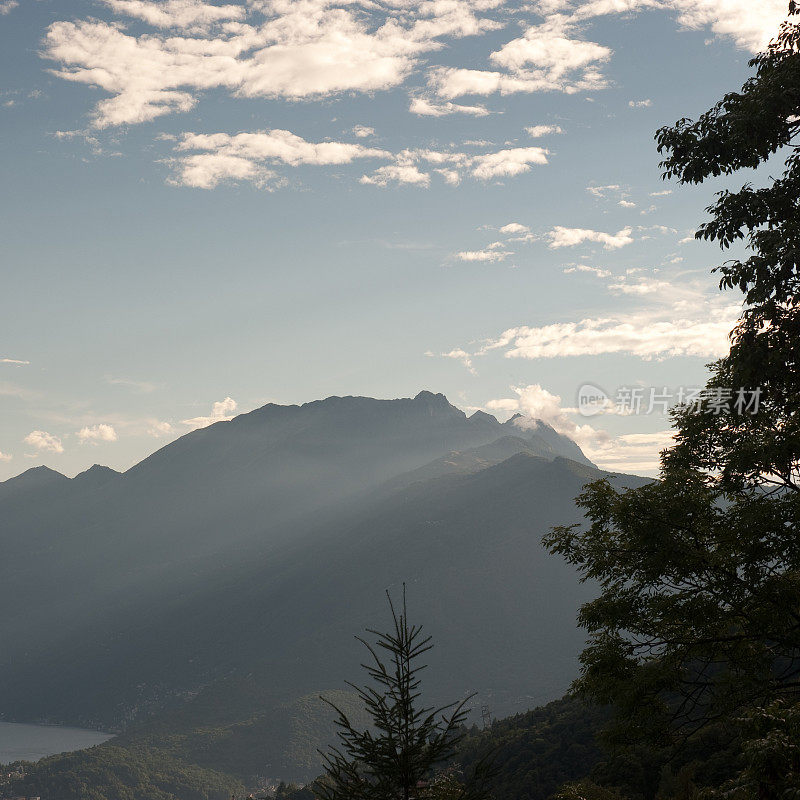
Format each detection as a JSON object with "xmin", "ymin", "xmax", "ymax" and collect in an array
[
  {"xmin": 499, "ymin": 222, "xmax": 530, "ymax": 234},
  {"xmin": 408, "ymin": 96, "xmax": 490, "ymax": 116},
  {"xmin": 628, "ymin": 98, "xmax": 652, "ymax": 107},
  {"xmin": 480, "ymin": 299, "xmax": 738, "ymax": 360},
  {"xmin": 147, "ymin": 420, "xmax": 175, "ymax": 437},
  {"xmin": 1, "ymin": 358, "xmax": 30, "ymax": 365},
  {"xmin": 572, "ymin": 0, "xmax": 788, "ymax": 52},
  {"xmin": 41, "ymin": 0, "xmax": 788, "ymax": 138},
  {"xmin": 470, "ymin": 146, "xmax": 549, "ymax": 178},
  {"xmin": 351, "ymin": 124, "xmax": 375, "ymax": 138},
  {"xmin": 43, "ymin": 0, "xmax": 506, "ymax": 128},
  {"xmin": 667, "ymin": 0, "xmax": 789, "ymax": 53},
  {"xmin": 563, "ymin": 264, "xmax": 611, "ymax": 277},
  {"xmin": 170, "ymin": 129, "xmax": 391, "ymax": 188},
  {"xmin": 182, "ymin": 396, "xmax": 237, "ymax": 429},
  {"xmin": 170, "ymin": 134, "xmax": 551, "ymax": 189},
  {"xmin": 587, "ymin": 429, "xmax": 675, "ymax": 475},
  {"xmin": 525, "ymin": 124, "xmax": 564, "ymax": 136},
  {"xmin": 360, "ymin": 164, "xmax": 431, "ymax": 187},
  {"xmin": 361, "ymin": 144, "xmax": 549, "ymax": 188},
  {"xmin": 484, "ymin": 382, "xmax": 677, "ymax": 475},
  {"xmin": 0, "ymin": 451, "xmax": 12, "ymax": 462},
  {"xmin": 429, "ymin": 14, "xmax": 611, "ymax": 99},
  {"xmin": 24, "ymin": 430, "xmax": 64, "ymax": 454},
  {"xmin": 99, "ymin": 0, "xmax": 245, "ymax": 30},
  {"xmin": 0, "ymin": 0, "xmax": 18, "ymax": 14},
  {"xmin": 547, "ymin": 225, "xmax": 634, "ymax": 249},
  {"xmin": 650, "ymin": 189, "xmax": 672, "ymax": 196},
  {"xmin": 454, "ymin": 248, "xmax": 512, "ymax": 262},
  {"xmin": 77, "ymin": 423, "xmax": 119, "ymax": 443},
  {"xmin": 488, "ymin": 383, "xmax": 612, "ymax": 451},
  {"xmin": 586, "ymin": 183, "xmax": 628, "ymax": 201},
  {"xmin": 608, "ymin": 274, "xmax": 672, "ymax": 294},
  {"xmin": 434, "ymin": 348, "xmax": 477, "ymax": 374}
]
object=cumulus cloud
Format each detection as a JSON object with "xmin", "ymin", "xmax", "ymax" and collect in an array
[
  {"xmin": 583, "ymin": 428, "xmax": 675, "ymax": 474},
  {"xmin": 147, "ymin": 420, "xmax": 175, "ymax": 437},
  {"xmin": 480, "ymin": 300, "xmax": 738, "ymax": 360},
  {"xmin": 470, "ymin": 146, "xmax": 549, "ymax": 178},
  {"xmin": 1, "ymin": 358, "xmax": 30, "ymax": 365},
  {"xmin": 525, "ymin": 124, "xmax": 563, "ymax": 136},
  {"xmin": 360, "ymin": 144, "xmax": 549, "ymax": 188},
  {"xmin": 433, "ymin": 348, "xmax": 477, "ymax": 375},
  {"xmin": 488, "ymin": 384, "xmax": 611, "ymax": 451},
  {"xmin": 0, "ymin": 451, "xmax": 12, "ymax": 462},
  {"xmin": 484, "ymin": 382, "xmax": 677, "ymax": 474},
  {"xmin": 41, "ymin": 0, "xmax": 788, "ymax": 140},
  {"xmin": 182, "ymin": 396, "xmax": 238, "ymax": 429},
  {"xmin": 170, "ymin": 133, "xmax": 551, "ymax": 189},
  {"xmin": 628, "ymin": 98, "xmax": 652, "ymax": 107},
  {"xmin": 563, "ymin": 264, "xmax": 611, "ymax": 277},
  {"xmin": 360, "ymin": 163, "xmax": 431, "ymax": 187},
  {"xmin": 408, "ymin": 96, "xmax": 490, "ymax": 116},
  {"xmin": 547, "ymin": 225, "xmax": 634, "ymax": 249},
  {"xmin": 77, "ymin": 424, "xmax": 119, "ymax": 443},
  {"xmin": 170, "ymin": 129, "xmax": 391, "ymax": 188},
  {"xmin": 585, "ymin": 184, "xmax": 633, "ymax": 203},
  {"xmin": 666, "ymin": 0, "xmax": 789, "ymax": 52},
  {"xmin": 43, "ymin": 0, "xmax": 506, "ymax": 128},
  {"xmin": 0, "ymin": 0, "xmax": 18, "ymax": 14},
  {"xmin": 351, "ymin": 124, "xmax": 375, "ymax": 138},
  {"xmin": 571, "ymin": 0, "xmax": 788, "ymax": 52},
  {"xmin": 436, "ymin": 268, "xmax": 741, "ymax": 369},
  {"xmin": 99, "ymin": 0, "xmax": 245, "ymax": 30},
  {"xmin": 454, "ymin": 247, "xmax": 512, "ymax": 262},
  {"xmin": 429, "ymin": 14, "xmax": 611, "ymax": 99},
  {"xmin": 608, "ymin": 273, "xmax": 672, "ymax": 294},
  {"xmin": 24, "ymin": 430, "xmax": 64, "ymax": 453},
  {"xmin": 499, "ymin": 222, "xmax": 530, "ymax": 234}
]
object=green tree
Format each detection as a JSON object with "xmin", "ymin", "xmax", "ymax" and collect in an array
[
  {"xmin": 544, "ymin": 4, "xmax": 800, "ymax": 792},
  {"xmin": 315, "ymin": 588, "xmax": 492, "ymax": 800}
]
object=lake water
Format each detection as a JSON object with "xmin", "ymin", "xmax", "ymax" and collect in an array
[{"xmin": 0, "ymin": 721, "xmax": 113, "ymax": 764}]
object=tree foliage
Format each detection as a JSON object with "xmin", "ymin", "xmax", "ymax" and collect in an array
[
  {"xmin": 544, "ymin": 4, "xmax": 800, "ymax": 789},
  {"xmin": 315, "ymin": 588, "xmax": 491, "ymax": 800}
]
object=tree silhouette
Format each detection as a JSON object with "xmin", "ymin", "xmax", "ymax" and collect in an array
[
  {"xmin": 546, "ymin": 5, "xmax": 800, "ymax": 796},
  {"xmin": 315, "ymin": 587, "xmax": 492, "ymax": 800}
]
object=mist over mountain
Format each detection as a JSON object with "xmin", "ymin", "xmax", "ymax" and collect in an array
[{"xmin": 0, "ymin": 391, "xmax": 645, "ymax": 778}]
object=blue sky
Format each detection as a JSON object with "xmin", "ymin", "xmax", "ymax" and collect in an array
[{"xmin": 0, "ymin": 0, "xmax": 788, "ymax": 479}]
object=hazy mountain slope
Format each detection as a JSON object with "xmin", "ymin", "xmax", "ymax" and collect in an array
[
  {"xmin": 381, "ymin": 435, "xmax": 558, "ymax": 491},
  {"xmin": 0, "ymin": 393, "xmax": 593, "ymax": 663},
  {"xmin": 0, "ymin": 446, "xmax": 647, "ymax": 747}
]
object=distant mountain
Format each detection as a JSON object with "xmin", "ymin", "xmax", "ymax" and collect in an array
[
  {"xmin": 72, "ymin": 464, "xmax": 121, "ymax": 489},
  {"xmin": 0, "ymin": 392, "xmax": 644, "ymax": 780},
  {"xmin": 0, "ymin": 464, "xmax": 69, "ymax": 503}
]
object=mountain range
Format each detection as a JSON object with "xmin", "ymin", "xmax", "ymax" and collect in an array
[{"xmin": 0, "ymin": 391, "xmax": 648, "ymax": 780}]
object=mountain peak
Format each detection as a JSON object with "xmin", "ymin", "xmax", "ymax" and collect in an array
[
  {"xmin": 413, "ymin": 390, "xmax": 450, "ymax": 405},
  {"xmin": 73, "ymin": 464, "xmax": 121, "ymax": 488},
  {"xmin": 3, "ymin": 465, "xmax": 67, "ymax": 485},
  {"xmin": 468, "ymin": 410, "xmax": 498, "ymax": 423},
  {"xmin": 0, "ymin": 465, "xmax": 69, "ymax": 502}
]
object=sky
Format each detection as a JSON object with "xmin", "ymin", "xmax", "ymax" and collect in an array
[{"xmin": 0, "ymin": 0, "xmax": 788, "ymax": 480}]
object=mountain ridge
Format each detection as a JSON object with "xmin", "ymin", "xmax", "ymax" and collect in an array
[{"xmin": 0, "ymin": 390, "xmax": 637, "ymax": 778}]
